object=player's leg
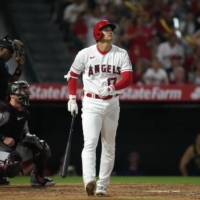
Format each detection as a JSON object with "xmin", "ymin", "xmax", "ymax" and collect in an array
[
  {"xmin": 81, "ymin": 97, "xmax": 103, "ymax": 195},
  {"xmin": 18, "ymin": 134, "xmax": 55, "ymax": 187},
  {"xmin": 0, "ymin": 142, "xmax": 22, "ymax": 185},
  {"xmin": 0, "ymin": 150, "xmax": 23, "ymax": 185},
  {"xmin": 96, "ymin": 98, "xmax": 120, "ymax": 195}
]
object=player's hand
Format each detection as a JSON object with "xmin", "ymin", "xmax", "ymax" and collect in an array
[
  {"xmin": 99, "ymin": 85, "xmax": 115, "ymax": 98},
  {"xmin": 17, "ymin": 56, "xmax": 25, "ymax": 67},
  {"xmin": 3, "ymin": 137, "xmax": 15, "ymax": 147},
  {"xmin": 68, "ymin": 95, "xmax": 78, "ymax": 115}
]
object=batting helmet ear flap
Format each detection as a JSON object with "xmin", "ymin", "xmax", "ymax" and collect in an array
[{"xmin": 95, "ymin": 30, "xmax": 103, "ymax": 41}]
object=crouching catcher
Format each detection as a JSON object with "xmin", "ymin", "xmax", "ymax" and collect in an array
[{"xmin": 0, "ymin": 80, "xmax": 55, "ymax": 186}]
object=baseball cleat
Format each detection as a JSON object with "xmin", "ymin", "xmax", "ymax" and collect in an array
[
  {"xmin": 30, "ymin": 171, "xmax": 55, "ymax": 187},
  {"xmin": 85, "ymin": 180, "xmax": 96, "ymax": 196},
  {"xmin": 96, "ymin": 186, "xmax": 107, "ymax": 196},
  {"xmin": 0, "ymin": 177, "xmax": 10, "ymax": 185}
]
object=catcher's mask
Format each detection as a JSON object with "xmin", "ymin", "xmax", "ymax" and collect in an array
[
  {"xmin": 0, "ymin": 35, "xmax": 14, "ymax": 53},
  {"xmin": 93, "ymin": 20, "xmax": 116, "ymax": 42},
  {"xmin": 7, "ymin": 80, "xmax": 30, "ymax": 106}
]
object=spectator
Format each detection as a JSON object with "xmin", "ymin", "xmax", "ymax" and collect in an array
[
  {"xmin": 143, "ymin": 57, "xmax": 169, "ymax": 85},
  {"xmin": 85, "ymin": 3, "xmax": 102, "ymax": 47},
  {"xmin": 101, "ymin": 2, "xmax": 117, "ymax": 23},
  {"xmin": 62, "ymin": 0, "xmax": 86, "ymax": 42},
  {"xmin": 179, "ymin": 133, "xmax": 200, "ymax": 176},
  {"xmin": 118, "ymin": 151, "xmax": 148, "ymax": 176},
  {"xmin": 151, "ymin": 0, "xmax": 174, "ymax": 42},
  {"xmin": 70, "ymin": 11, "xmax": 87, "ymax": 54},
  {"xmin": 183, "ymin": 45, "xmax": 200, "ymax": 74},
  {"xmin": 156, "ymin": 33, "xmax": 185, "ymax": 70},
  {"xmin": 179, "ymin": 10, "xmax": 195, "ymax": 55},
  {"xmin": 132, "ymin": 58, "xmax": 147, "ymax": 85},
  {"xmin": 121, "ymin": 13, "xmax": 154, "ymax": 66},
  {"xmin": 189, "ymin": 59, "xmax": 200, "ymax": 84},
  {"xmin": 0, "ymin": 36, "xmax": 25, "ymax": 101},
  {"xmin": 167, "ymin": 54, "xmax": 182, "ymax": 82},
  {"xmin": 170, "ymin": 66, "xmax": 191, "ymax": 85},
  {"xmin": 49, "ymin": 0, "xmax": 72, "ymax": 23},
  {"xmin": 193, "ymin": 29, "xmax": 200, "ymax": 47}
]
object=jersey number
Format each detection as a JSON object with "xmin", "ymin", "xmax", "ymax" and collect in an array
[{"xmin": 108, "ymin": 77, "xmax": 117, "ymax": 86}]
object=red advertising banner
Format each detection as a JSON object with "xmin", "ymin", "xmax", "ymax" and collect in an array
[{"xmin": 29, "ymin": 84, "xmax": 200, "ymax": 102}]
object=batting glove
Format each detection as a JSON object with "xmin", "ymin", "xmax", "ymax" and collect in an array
[
  {"xmin": 68, "ymin": 95, "xmax": 78, "ymax": 115},
  {"xmin": 99, "ymin": 85, "xmax": 115, "ymax": 98}
]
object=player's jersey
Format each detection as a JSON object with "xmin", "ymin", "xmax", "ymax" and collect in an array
[
  {"xmin": 70, "ymin": 44, "xmax": 132, "ymax": 95},
  {"xmin": 0, "ymin": 101, "xmax": 29, "ymax": 148}
]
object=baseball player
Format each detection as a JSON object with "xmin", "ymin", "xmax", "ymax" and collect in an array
[
  {"xmin": 0, "ymin": 35, "xmax": 25, "ymax": 101},
  {"xmin": 0, "ymin": 80, "xmax": 55, "ymax": 186},
  {"xmin": 64, "ymin": 20, "xmax": 133, "ymax": 196}
]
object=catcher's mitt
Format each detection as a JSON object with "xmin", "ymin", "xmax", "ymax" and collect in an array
[{"xmin": 12, "ymin": 39, "xmax": 25, "ymax": 63}]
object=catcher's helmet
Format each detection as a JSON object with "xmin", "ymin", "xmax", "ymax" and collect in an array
[
  {"xmin": 7, "ymin": 80, "xmax": 30, "ymax": 106},
  {"xmin": 93, "ymin": 20, "xmax": 116, "ymax": 42},
  {"xmin": 0, "ymin": 35, "xmax": 14, "ymax": 53}
]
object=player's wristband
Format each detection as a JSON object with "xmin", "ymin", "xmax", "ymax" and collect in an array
[
  {"xmin": 14, "ymin": 68, "xmax": 22, "ymax": 76},
  {"xmin": 0, "ymin": 134, "xmax": 6, "ymax": 142}
]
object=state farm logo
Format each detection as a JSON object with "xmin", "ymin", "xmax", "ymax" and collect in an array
[
  {"xmin": 121, "ymin": 87, "xmax": 182, "ymax": 100},
  {"xmin": 190, "ymin": 87, "xmax": 200, "ymax": 100},
  {"xmin": 29, "ymin": 85, "xmax": 82, "ymax": 100}
]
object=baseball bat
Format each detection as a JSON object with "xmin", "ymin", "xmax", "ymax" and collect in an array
[{"xmin": 61, "ymin": 113, "xmax": 76, "ymax": 178}]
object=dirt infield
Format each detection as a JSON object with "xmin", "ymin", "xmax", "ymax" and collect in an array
[{"xmin": 1, "ymin": 183, "xmax": 200, "ymax": 200}]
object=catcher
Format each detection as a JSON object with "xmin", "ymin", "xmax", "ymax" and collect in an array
[
  {"xmin": 0, "ymin": 80, "xmax": 55, "ymax": 186},
  {"xmin": 0, "ymin": 35, "xmax": 25, "ymax": 100}
]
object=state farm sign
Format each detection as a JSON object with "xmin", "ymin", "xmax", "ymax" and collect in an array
[
  {"xmin": 29, "ymin": 84, "xmax": 200, "ymax": 102},
  {"xmin": 121, "ymin": 87, "xmax": 182, "ymax": 100}
]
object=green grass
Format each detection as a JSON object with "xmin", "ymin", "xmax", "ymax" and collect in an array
[{"xmin": 9, "ymin": 176, "xmax": 200, "ymax": 184}]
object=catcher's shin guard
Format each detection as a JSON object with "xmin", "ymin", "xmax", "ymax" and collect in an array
[{"xmin": 33, "ymin": 141, "xmax": 51, "ymax": 177}]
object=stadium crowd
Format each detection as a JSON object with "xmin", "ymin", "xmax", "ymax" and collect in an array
[{"xmin": 45, "ymin": 0, "xmax": 200, "ymax": 85}]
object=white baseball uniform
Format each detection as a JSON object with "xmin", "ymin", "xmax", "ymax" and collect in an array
[{"xmin": 67, "ymin": 44, "xmax": 132, "ymax": 189}]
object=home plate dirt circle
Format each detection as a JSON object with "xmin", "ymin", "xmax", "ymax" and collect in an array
[{"xmin": 1, "ymin": 183, "xmax": 200, "ymax": 200}]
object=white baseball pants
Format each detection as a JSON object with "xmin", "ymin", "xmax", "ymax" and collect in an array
[{"xmin": 81, "ymin": 95, "xmax": 120, "ymax": 188}]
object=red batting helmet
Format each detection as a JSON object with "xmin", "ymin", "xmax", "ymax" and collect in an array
[{"xmin": 93, "ymin": 20, "xmax": 116, "ymax": 42}]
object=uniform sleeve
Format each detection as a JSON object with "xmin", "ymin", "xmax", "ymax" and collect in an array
[
  {"xmin": 121, "ymin": 52, "xmax": 133, "ymax": 73},
  {"xmin": 70, "ymin": 51, "xmax": 85, "ymax": 75},
  {"xmin": 0, "ymin": 102, "xmax": 9, "ymax": 126}
]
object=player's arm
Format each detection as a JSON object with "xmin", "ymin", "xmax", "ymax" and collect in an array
[
  {"xmin": 179, "ymin": 145, "xmax": 194, "ymax": 176},
  {"xmin": 0, "ymin": 105, "xmax": 15, "ymax": 147},
  {"xmin": 113, "ymin": 71, "xmax": 132, "ymax": 90},
  {"xmin": 21, "ymin": 121, "xmax": 29, "ymax": 138},
  {"xmin": 8, "ymin": 39, "xmax": 25, "ymax": 82},
  {"xmin": 65, "ymin": 70, "xmax": 80, "ymax": 115}
]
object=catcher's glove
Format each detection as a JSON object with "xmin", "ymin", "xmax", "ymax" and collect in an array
[{"xmin": 12, "ymin": 39, "xmax": 25, "ymax": 63}]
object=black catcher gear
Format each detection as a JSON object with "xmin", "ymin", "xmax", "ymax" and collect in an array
[
  {"xmin": 7, "ymin": 80, "xmax": 30, "ymax": 106},
  {"xmin": 0, "ymin": 151, "xmax": 23, "ymax": 178},
  {"xmin": 21, "ymin": 133, "xmax": 43, "ymax": 151},
  {"xmin": 6, "ymin": 151, "xmax": 22, "ymax": 177},
  {"xmin": 33, "ymin": 141, "xmax": 51, "ymax": 177},
  {"xmin": 0, "ymin": 35, "xmax": 14, "ymax": 53},
  {"xmin": 21, "ymin": 134, "xmax": 51, "ymax": 177}
]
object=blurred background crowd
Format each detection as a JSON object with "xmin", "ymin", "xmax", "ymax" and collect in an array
[{"xmin": 45, "ymin": 0, "xmax": 200, "ymax": 85}]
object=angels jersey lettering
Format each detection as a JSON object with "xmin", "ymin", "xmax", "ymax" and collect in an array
[{"xmin": 70, "ymin": 44, "xmax": 132, "ymax": 94}]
